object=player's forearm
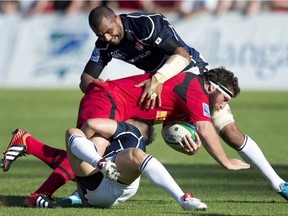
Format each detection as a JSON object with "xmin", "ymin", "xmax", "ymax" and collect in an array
[
  {"xmin": 82, "ymin": 118, "xmax": 118, "ymax": 139},
  {"xmin": 195, "ymin": 121, "xmax": 231, "ymax": 169},
  {"xmin": 153, "ymin": 54, "xmax": 190, "ymax": 84},
  {"xmin": 80, "ymin": 73, "xmax": 94, "ymax": 93},
  {"xmin": 80, "ymin": 60, "xmax": 104, "ymax": 93}
]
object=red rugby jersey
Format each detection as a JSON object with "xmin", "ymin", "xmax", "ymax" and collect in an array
[{"xmin": 77, "ymin": 72, "xmax": 211, "ymax": 128}]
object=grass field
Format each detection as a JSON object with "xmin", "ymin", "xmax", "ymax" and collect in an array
[{"xmin": 0, "ymin": 89, "xmax": 288, "ymax": 216}]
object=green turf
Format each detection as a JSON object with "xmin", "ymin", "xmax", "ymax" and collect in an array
[{"xmin": 0, "ymin": 89, "xmax": 288, "ymax": 215}]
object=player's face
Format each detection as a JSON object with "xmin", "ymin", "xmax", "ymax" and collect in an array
[
  {"xmin": 95, "ymin": 16, "xmax": 124, "ymax": 45},
  {"xmin": 209, "ymin": 90, "xmax": 230, "ymax": 112}
]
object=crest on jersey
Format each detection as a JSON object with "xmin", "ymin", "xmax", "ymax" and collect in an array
[
  {"xmin": 155, "ymin": 37, "xmax": 162, "ymax": 45},
  {"xmin": 111, "ymin": 50, "xmax": 124, "ymax": 59},
  {"xmin": 202, "ymin": 103, "xmax": 211, "ymax": 117},
  {"xmin": 135, "ymin": 42, "xmax": 143, "ymax": 51}
]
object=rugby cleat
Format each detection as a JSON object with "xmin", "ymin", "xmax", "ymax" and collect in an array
[
  {"xmin": 180, "ymin": 193, "xmax": 207, "ymax": 211},
  {"xmin": 278, "ymin": 182, "xmax": 288, "ymax": 201},
  {"xmin": 24, "ymin": 193, "xmax": 61, "ymax": 208},
  {"xmin": 58, "ymin": 189, "xmax": 82, "ymax": 205},
  {"xmin": 3, "ymin": 128, "xmax": 30, "ymax": 172}
]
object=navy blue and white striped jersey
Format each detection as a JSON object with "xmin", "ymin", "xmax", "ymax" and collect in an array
[
  {"xmin": 90, "ymin": 12, "xmax": 208, "ymax": 74},
  {"xmin": 102, "ymin": 122, "xmax": 146, "ymax": 160}
]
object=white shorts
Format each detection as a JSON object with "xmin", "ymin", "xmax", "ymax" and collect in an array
[
  {"xmin": 211, "ymin": 104, "xmax": 235, "ymax": 133},
  {"xmin": 83, "ymin": 176, "xmax": 140, "ymax": 208}
]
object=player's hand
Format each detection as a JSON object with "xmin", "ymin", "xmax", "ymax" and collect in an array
[
  {"xmin": 94, "ymin": 78, "xmax": 106, "ymax": 83},
  {"xmin": 225, "ymin": 158, "xmax": 250, "ymax": 170},
  {"xmin": 179, "ymin": 133, "xmax": 201, "ymax": 155},
  {"xmin": 135, "ymin": 76, "xmax": 162, "ymax": 109},
  {"xmin": 97, "ymin": 159, "xmax": 121, "ymax": 181}
]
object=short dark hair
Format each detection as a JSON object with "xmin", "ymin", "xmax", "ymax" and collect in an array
[
  {"xmin": 88, "ymin": 6, "xmax": 116, "ymax": 32},
  {"xmin": 203, "ymin": 66, "xmax": 240, "ymax": 98}
]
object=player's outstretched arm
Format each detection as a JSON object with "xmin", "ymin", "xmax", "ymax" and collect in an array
[{"xmin": 194, "ymin": 121, "xmax": 250, "ymax": 170}]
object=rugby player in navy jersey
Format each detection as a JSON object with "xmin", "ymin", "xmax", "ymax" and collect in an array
[
  {"xmin": 80, "ymin": 6, "xmax": 208, "ymax": 109},
  {"xmin": 66, "ymin": 118, "xmax": 207, "ymax": 210},
  {"xmin": 1, "ymin": 119, "xmax": 207, "ymax": 210}
]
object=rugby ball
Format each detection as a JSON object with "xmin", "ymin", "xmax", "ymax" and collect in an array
[{"xmin": 161, "ymin": 122, "xmax": 196, "ymax": 146}]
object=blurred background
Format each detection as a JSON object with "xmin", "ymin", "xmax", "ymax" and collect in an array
[{"xmin": 0, "ymin": 0, "xmax": 288, "ymax": 90}]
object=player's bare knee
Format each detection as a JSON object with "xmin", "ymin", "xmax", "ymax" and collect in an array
[
  {"xmin": 127, "ymin": 148, "xmax": 146, "ymax": 167},
  {"xmin": 65, "ymin": 128, "xmax": 81, "ymax": 147},
  {"xmin": 83, "ymin": 119, "xmax": 97, "ymax": 131}
]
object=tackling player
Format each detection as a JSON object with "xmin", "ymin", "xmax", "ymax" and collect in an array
[
  {"xmin": 1, "ymin": 119, "xmax": 207, "ymax": 210},
  {"xmin": 80, "ymin": 6, "xmax": 208, "ymax": 108},
  {"xmin": 66, "ymin": 118, "xmax": 207, "ymax": 210}
]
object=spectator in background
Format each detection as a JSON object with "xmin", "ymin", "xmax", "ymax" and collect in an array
[
  {"xmin": 25, "ymin": 0, "xmax": 53, "ymax": 16},
  {"xmin": 214, "ymin": 0, "xmax": 235, "ymax": 15},
  {"xmin": 115, "ymin": 1, "xmax": 181, "ymax": 15},
  {"xmin": 0, "ymin": 0, "xmax": 19, "ymax": 15},
  {"xmin": 23, "ymin": 0, "xmax": 85, "ymax": 16},
  {"xmin": 244, "ymin": 0, "xmax": 263, "ymax": 16},
  {"xmin": 115, "ymin": 0, "xmax": 154, "ymax": 12},
  {"xmin": 82, "ymin": 1, "xmax": 107, "ymax": 13},
  {"xmin": 179, "ymin": 0, "xmax": 218, "ymax": 18},
  {"xmin": 270, "ymin": 0, "xmax": 288, "ymax": 13},
  {"xmin": 153, "ymin": 1, "xmax": 181, "ymax": 15},
  {"xmin": 215, "ymin": 0, "xmax": 263, "ymax": 17}
]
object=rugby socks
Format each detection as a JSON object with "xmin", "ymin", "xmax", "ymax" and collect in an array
[
  {"xmin": 140, "ymin": 155, "xmax": 184, "ymax": 203},
  {"xmin": 24, "ymin": 136, "xmax": 74, "ymax": 196},
  {"xmin": 237, "ymin": 135, "xmax": 285, "ymax": 192},
  {"xmin": 25, "ymin": 136, "xmax": 68, "ymax": 169},
  {"xmin": 67, "ymin": 134, "xmax": 101, "ymax": 167},
  {"xmin": 35, "ymin": 157, "xmax": 74, "ymax": 195}
]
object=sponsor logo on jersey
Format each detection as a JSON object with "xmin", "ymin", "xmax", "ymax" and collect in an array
[
  {"xmin": 155, "ymin": 37, "xmax": 162, "ymax": 45},
  {"xmin": 91, "ymin": 55, "xmax": 100, "ymax": 62},
  {"xmin": 135, "ymin": 42, "xmax": 144, "ymax": 51},
  {"xmin": 154, "ymin": 111, "xmax": 167, "ymax": 124},
  {"xmin": 202, "ymin": 103, "xmax": 211, "ymax": 117},
  {"xmin": 128, "ymin": 50, "xmax": 151, "ymax": 63}
]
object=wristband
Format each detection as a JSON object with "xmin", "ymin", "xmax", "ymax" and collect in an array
[
  {"xmin": 97, "ymin": 158, "xmax": 106, "ymax": 169},
  {"xmin": 153, "ymin": 72, "xmax": 166, "ymax": 84},
  {"xmin": 157, "ymin": 54, "xmax": 189, "ymax": 82}
]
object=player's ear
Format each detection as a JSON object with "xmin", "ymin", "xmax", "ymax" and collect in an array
[
  {"xmin": 208, "ymin": 82, "xmax": 216, "ymax": 93},
  {"xmin": 115, "ymin": 15, "xmax": 121, "ymax": 24}
]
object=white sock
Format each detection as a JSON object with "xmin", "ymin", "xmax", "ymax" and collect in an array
[
  {"xmin": 237, "ymin": 135, "xmax": 284, "ymax": 192},
  {"xmin": 140, "ymin": 155, "xmax": 184, "ymax": 203},
  {"xmin": 68, "ymin": 134, "xmax": 101, "ymax": 167}
]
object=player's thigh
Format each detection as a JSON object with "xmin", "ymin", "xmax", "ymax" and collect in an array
[
  {"xmin": 115, "ymin": 149, "xmax": 145, "ymax": 184},
  {"xmin": 67, "ymin": 149, "xmax": 96, "ymax": 177}
]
